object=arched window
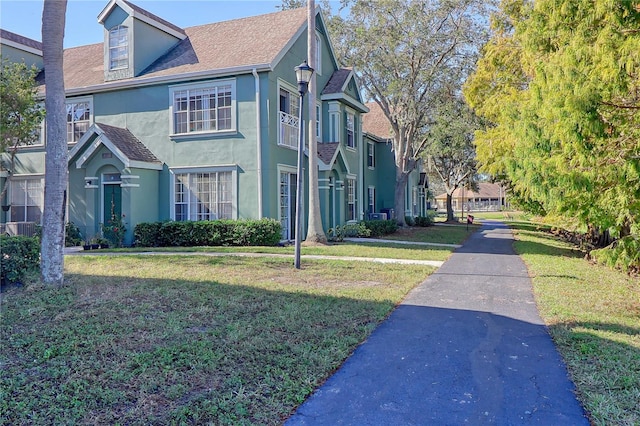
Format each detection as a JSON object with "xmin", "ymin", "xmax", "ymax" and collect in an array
[{"xmin": 109, "ymin": 25, "xmax": 128, "ymax": 70}]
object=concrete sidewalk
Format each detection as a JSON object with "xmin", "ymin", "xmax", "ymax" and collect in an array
[{"xmin": 286, "ymin": 221, "xmax": 589, "ymax": 425}]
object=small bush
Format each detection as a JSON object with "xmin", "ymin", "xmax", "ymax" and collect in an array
[
  {"xmin": 362, "ymin": 219, "xmax": 399, "ymax": 238},
  {"xmin": 405, "ymin": 216, "xmax": 415, "ymax": 226},
  {"xmin": 590, "ymin": 235, "xmax": 640, "ymax": 274},
  {"xmin": 414, "ymin": 214, "xmax": 434, "ymax": 227},
  {"xmin": 0, "ymin": 235, "xmax": 40, "ymax": 285},
  {"xmin": 65, "ymin": 222, "xmax": 83, "ymax": 247},
  {"xmin": 327, "ymin": 223, "xmax": 371, "ymax": 242},
  {"xmin": 134, "ymin": 219, "xmax": 282, "ymax": 247}
]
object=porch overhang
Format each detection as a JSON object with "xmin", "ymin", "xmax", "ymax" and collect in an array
[{"xmin": 68, "ymin": 123, "xmax": 163, "ymax": 171}]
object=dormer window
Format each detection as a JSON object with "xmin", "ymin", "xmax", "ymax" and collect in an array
[{"xmin": 109, "ymin": 25, "xmax": 129, "ymax": 70}]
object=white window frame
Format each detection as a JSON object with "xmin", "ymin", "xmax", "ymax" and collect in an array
[
  {"xmin": 278, "ymin": 80, "xmax": 300, "ymax": 149},
  {"xmin": 66, "ymin": 96, "xmax": 93, "ymax": 144},
  {"xmin": 8, "ymin": 175, "xmax": 44, "ymax": 223},
  {"xmin": 109, "ymin": 25, "xmax": 129, "ymax": 70},
  {"xmin": 368, "ymin": 186, "xmax": 375, "ymax": 215},
  {"xmin": 346, "ymin": 110, "xmax": 355, "ymax": 150},
  {"xmin": 277, "ymin": 164, "xmax": 298, "ymax": 240},
  {"xmin": 169, "ymin": 79, "xmax": 237, "ymax": 138},
  {"xmin": 315, "ymin": 103, "xmax": 322, "ymax": 142},
  {"xmin": 367, "ymin": 141, "xmax": 375, "ymax": 169},
  {"xmin": 346, "ymin": 176, "xmax": 357, "ymax": 222},
  {"xmin": 169, "ymin": 166, "xmax": 237, "ymax": 221},
  {"xmin": 315, "ymin": 32, "xmax": 322, "ymax": 76}
]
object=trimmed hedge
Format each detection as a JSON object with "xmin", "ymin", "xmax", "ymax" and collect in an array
[
  {"xmin": 361, "ymin": 219, "xmax": 399, "ymax": 237},
  {"xmin": 134, "ymin": 218, "xmax": 282, "ymax": 247},
  {"xmin": 0, "ymin": 235, "xmax": 40, "ymax": 285}
]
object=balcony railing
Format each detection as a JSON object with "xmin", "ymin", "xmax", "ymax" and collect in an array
[{"xmin": 279, "ymin": 111, "xmax": 299, "ymax": 149}]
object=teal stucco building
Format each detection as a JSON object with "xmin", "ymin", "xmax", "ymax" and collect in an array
[{"xmin": 1, "ymin": 0, "xmax": 428, "ymax": 245}]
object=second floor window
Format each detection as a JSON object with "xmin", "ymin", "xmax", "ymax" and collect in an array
[
  {"xmin": 171, "ymin": 81, "xmax": 235, "ymax": 135},
  {"xmin": 367, "ymin": 142, "xmax": 375, "ymax": 168},
  {"xmin": 346, "ymin": 112, "xmax": 355, "ymax": 148},
  {"xmin": 279, "ymin": 87, "xmax": 300, "ymax": 149},
  {"xmin": 67, "ymin": 99, "xmax": 91, "ymax": 143},
  {"xmin": 109, "ymin": 25, "xmax": 129, "ymax": 70}
]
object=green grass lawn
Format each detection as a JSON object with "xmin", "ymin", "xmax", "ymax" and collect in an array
[
  {"xmin": 0, "ymin": 255, "xmax": 434, "ymax": 425},
  {"xmin": 512, "ymin": 224, "xmax": 640, "ymax": 426}
]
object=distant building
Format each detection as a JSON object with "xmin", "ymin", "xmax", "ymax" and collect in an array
[{"xmin": 435, "ymin": 183, "xmax": 507, "ymax": 212}]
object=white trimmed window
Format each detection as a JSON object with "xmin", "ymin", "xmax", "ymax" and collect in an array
[
  {"xmin": 173, "ymin": 169, "xmax": 234, "ymax": 221},
  {"xmin": 367, "ymin": 142, "xmax": 375, "ymax": 168},
  {"xmin": 368, "ymin": 186, "xmax": 375, "ymax": 214},
  {"xmin": 278, "ymin": 85, "xmax": 300, "ymax": 149},
  {"xmin": 315, "ymin": 32, "xmax": 322, "ymax": 76},
  {"xmin": 347, "ymin": 177, "xmax": 357, "ymax": 221},
  {"xmin": 316, "ymin": 103, "xmax": 322, "ymax": 141},
  {"xmin": 170, "ymin": 80, "xmax": 236, "ymax": 136},
  {"xmin": 66, "ymin": 97, "xmax": 92, "ymax": 143},
  {"xmin": 10, "ymin": 177, "xmax": 44, "ymax": 222},
  {"xmin": 346, "ymin": 112, "xmax": 355, "ymax": 149},
  {"xmin": 109, "ymin": 25, "xmax": 129, "ymax": 70}
]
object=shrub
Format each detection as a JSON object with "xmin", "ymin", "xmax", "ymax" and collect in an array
[
  {"xmin": 414, "ymin": 214, "xmax": 435, "ymax": 227},
  {"xmin": 101, "ymin": 214, "xmax": 126, "ymax": 247},
  {"xmin": 405, "ymin": 216, "xmax": 415, "ymax": 226},
  {"xmin": 65, "ymin": 222, "xmax": 83, "ymax": 247},
  {"xmin": 590, "ymin": 235, "xmax": 640, "ymax": 274},
  {"xmin": 327, "ymin": 223, "xmax": 371, "ymax": 242},
  {"xmin": 0, "ymin": 235, "xmax": 40, "ymax": 285},
  {"xmin": 133, "ymin": 221, "xmax": 164, "ymax": 247},
  {"xmin": 134, "ymin": 219, "xmax": 282, "ymax": 247},
  {"xmin": 361, "ymin": 219, "xmax": 399, "ymax": 238}
]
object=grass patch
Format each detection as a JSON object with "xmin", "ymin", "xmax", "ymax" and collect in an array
[
  {"xmin": 512, "ymin": 224, "xmax": 640, "ymax": 425},
  {"xmin": 381, "ymin": 225, "xmax": 477, "ymax": 244},
  {"xmin": 1, "ymin": 255, "xmax": 433, "ymax": 425}
]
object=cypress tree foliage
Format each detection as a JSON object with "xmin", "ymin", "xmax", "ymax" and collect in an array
[{"xmin": 465, "ymin": 0, "xmax": 640, "ymax": 269}]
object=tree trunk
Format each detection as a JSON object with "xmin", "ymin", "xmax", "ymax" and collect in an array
[
  {"xmin": 446, "ymin": 192, "xmax": 455, "ymax": 222},
  {"xmin": 41, "ymin": 0, "xmax": 68, "ymax": 286},
  {"xmin": 305, "ymin": 0, "xmax": 327, "ymax": 244},
  {"xmin": 395, "ymin": 167, "xmax": 409, "ymax": 226}
]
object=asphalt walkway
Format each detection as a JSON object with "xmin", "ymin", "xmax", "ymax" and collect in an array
[{"xmin": 286, "ymin": 220, "xmax": 589, "ymax": 425}]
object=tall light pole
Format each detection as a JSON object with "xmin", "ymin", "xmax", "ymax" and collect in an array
[{"xmin": 294, "ymin": 60, "xmax": 314, "ymax": 269}]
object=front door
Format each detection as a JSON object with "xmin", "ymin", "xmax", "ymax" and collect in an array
[{"xmin": 103, "ymin": 173, "xmax": 122, "ymax": 224}]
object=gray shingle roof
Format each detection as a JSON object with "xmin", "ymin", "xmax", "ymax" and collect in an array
[
  {"xmin": 0, "ymin": 28, "xmax": 43, "ymax": 51},
  {"xmin": 96, "ymin": 123, "xmax": 161, "ymax": 164},
  {"xmin": 55, "ymin": 6, "xmax": 308, "ymax": 91},
  {"xmin": 321, "ymin": 68, "xmax": 352, "ymax": 95},
  {"xmin": 317, "ymin": 142, "xmax": 339, "ymax": 165}
]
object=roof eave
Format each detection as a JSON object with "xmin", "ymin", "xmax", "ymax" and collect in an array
[{"xmin": 321, "ymin": 93, "xmax": 369, "ymax": 113}]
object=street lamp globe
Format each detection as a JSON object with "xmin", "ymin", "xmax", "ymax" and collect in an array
[{"xmin": 295, "ymin": 60, "xmax": 314, "ymax": 95}]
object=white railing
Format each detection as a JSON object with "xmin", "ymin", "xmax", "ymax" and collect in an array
[{"xmin": 279, "ymin": 111, "xmax": 299, "ymax": 149}]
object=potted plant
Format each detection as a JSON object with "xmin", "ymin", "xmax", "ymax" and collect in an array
[
  {"xmin": 97, "ymin": 237, "xmax": 110, "ymax": 249},
  {"xmin": 90, "ymin": 237, "xmax": 100, "ymax": 250},
  {"xmin": 82, "ymin": 240, "xmax": 91, "ymax": 250}
]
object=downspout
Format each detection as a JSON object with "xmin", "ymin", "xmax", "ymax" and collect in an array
[{"xmin": 252, "ymin": 68, "xmax": 263, "ymax": 218}]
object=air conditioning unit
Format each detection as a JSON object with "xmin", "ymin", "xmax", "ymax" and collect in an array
[{"xmin": 367, "ymin": 212, "xmax": 387, "ymax": 220}]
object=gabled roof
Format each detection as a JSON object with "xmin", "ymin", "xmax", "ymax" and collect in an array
[
  {"xmin": 98, "ymin": 0, "xmax": 186, "ymax": 39},
  {"xmin": 322, "ymin": 68, "xmax": 352, "ymax": 95},
  {"xmin": 317, "ymin": 142, "xmax": 351, "ymax": 173},
  {"xmin": 50, "ymin": 7, "xmax": 309, "ymax": 95},
  {"xmin": 362, "ymin": 102, "xmax": 393, "ymax": 141},
  {"xmin": 0, "ymin": 28, "xmax": 42, "ymax": 55},
  {"xmin": 69, "ymin": 123, "xmax": 162, "ymax": 170},
  {"xmin": 321, "ymin": 68, "xmax": 368, "ymax": 113}
]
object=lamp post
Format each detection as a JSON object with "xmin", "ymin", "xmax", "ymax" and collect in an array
[{"xmin": 294, "ymin": 60, "xmax": 314, "ymax": 269}]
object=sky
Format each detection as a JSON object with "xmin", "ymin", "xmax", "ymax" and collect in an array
[{"xmin": 0, "ymin": 0, "xmax": 337, "ymax": 48}]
